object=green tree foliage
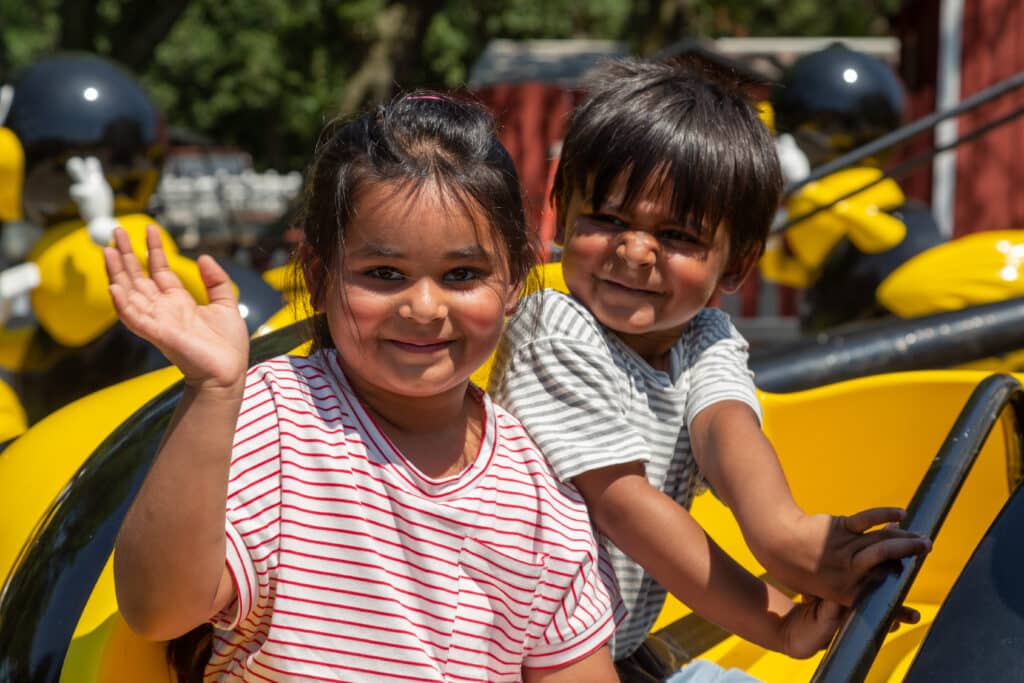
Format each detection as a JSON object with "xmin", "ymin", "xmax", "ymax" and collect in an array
[
  {"xmin": 626, "ymin": 0, "xmax": 903, "ymax": 61},
  {"xmin": 0, "ymin": 0, "xmax": 902, "ymax": 169}
]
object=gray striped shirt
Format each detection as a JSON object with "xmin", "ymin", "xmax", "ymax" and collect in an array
[{"xmin": 489, "ymin": 290, "xmax": 761, "ymax": 660}]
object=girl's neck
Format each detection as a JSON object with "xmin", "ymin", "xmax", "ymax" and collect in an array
[
  {"xmin": 357, "ymin": 380, "xmax": 470, "ymax": 434},
  {"xmin": 340, "ymin": 367, "xmax": 481, "ymax": 479}
]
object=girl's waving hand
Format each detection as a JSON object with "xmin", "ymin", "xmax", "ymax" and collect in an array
[{"xmin": 104, "ymin": 224, "xmax": 249, "ymax": 390}]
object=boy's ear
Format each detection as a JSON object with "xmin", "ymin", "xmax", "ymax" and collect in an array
[{"xmin": 717, "ymin": 252, "xmax": 760, "ymax": 295}]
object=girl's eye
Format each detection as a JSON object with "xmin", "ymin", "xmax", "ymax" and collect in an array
[
  {"xmin": 365, "ymin": 267, "xmax": 404, "ymax": 281},
  {"xmin": 444, "ymin": 267, "xmax": 482, "ymax": 283}
]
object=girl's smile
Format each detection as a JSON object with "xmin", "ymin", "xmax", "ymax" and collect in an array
[
  {"xmin": 388, "ymin": 338, "xmax": 454, "ymax": 352},
  {"xmin": 313, "ymin": 180, "xmax": 518, "ymax": 410}
]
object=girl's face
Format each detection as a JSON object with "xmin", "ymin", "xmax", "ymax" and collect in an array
[{"xmin": 315, "ymin": 180, "xmax": 518, "ymax": 401}]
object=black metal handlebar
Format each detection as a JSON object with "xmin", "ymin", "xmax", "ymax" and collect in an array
[
  {"xmin": 750, "ymin": 297, "xmax": 1024, "ymax": 393},
  {"xmin": 810, "ymin": 372, "xmax": 1024, "ymax": 683}
]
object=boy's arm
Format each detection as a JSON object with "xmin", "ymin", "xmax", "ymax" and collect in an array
[
  {"xmin": 107, "ymin": 226, "xmax": 249, "ymax": 640},
  {"xmin": 574, "ymin": 462, "xmax": 844, "ymax": 657},
  {"xmin": 690, "ymin": 400, "xmax": 931, "ymax": 606}
]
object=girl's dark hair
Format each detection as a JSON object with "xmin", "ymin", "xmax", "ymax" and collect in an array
[
  {"xmin": 552, "ymin": 56, "xmax": 783, "ymax": 271},
  {"xmin": 297, "ymin": 92, "xmax": 536, "ymax": 350},
  {"xmin": 166, "ymin": 623, "xmax": 212, "ymax": 682}
]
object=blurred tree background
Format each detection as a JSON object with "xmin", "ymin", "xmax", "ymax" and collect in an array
[{"xmin": 0, "ymin": 0, "xmax": 901, "ymax": 171}]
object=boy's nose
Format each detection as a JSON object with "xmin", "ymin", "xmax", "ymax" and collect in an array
[
  {"xmin": 398, "ymin": 278, "xmax": 448, "ymax": 323},
  {"xmin": 616, "ymin": 231, "xmax": 658, "ymax": 267}
]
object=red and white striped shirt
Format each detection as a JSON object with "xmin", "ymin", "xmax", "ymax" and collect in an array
[{"xmin": 205, "ymin": 350, "xmax": 616, "ymax": 681}]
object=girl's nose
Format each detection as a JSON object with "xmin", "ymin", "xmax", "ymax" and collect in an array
[
  {"xmin": 616, "ymin": 231, "xmax": 658, "ymax": 268},
  {"xmin": 398, "ymin": 278, "xmax": 448, "ymax": 323}
]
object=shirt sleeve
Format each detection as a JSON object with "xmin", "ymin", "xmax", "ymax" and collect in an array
[
  {"xmin": 491, "ymin": 335, "xmax": 652, "ymax": 483},
  {"xmin": 683, "ymin": 311, "xmax": 763, "ymax": 431},
  {"xmin": 523, "ymin": 534, "xmax": 617, "ymax": 669},
  {"xmin": 209, "ymin": 364, "xmax": 283, "ymax": 633}
]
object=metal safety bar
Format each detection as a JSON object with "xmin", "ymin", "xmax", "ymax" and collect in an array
[
  {"xmin": 749, "ymin": 297, "xmax": 1024, "ymax": 393},
  {"xmin": 0, "ymin": 319, "xmax": 312, "ymax": 681},
  {"xmin": 810, "ymin": 372, "xmax": 1024, "ymax": 683}
]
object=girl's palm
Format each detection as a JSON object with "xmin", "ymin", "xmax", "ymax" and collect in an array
[{"xmin": 104, "ymin": 226, "xmax": 249, "ymax": 389}]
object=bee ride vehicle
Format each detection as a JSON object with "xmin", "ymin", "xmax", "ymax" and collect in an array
[
  {"xmin": 760, "ymin": 43, "xmax": 1024, "ymax": 372},
  {"xmin": 2, "ymin": 258, "xmax": 1024, "ymax": 682},
  {"xmin": 3, "ymin": 47, "xmax": 1024, "ymax": 675},
  {"xmin": 0, "ymin": 52, "xmax": 284, "ymax": 444}
]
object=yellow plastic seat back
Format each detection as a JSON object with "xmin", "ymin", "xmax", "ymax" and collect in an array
[{"xmin": 652, "ymin": 369, "xmax": 1018, "ymax": 682}]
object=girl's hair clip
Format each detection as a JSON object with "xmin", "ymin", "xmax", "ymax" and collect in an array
[{"xmin": 406, "ymin": 95, "xmax": 445, "ymax": 102}]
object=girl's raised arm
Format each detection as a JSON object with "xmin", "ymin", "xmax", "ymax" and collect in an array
[{"xmin": 107, "ymin": 225, "xmax": 251, "ymax": 640}]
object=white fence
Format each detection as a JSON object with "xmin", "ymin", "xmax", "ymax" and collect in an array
[{"xmin": 149, "ymin": 168, "xmax": 303, "ymax": 249}]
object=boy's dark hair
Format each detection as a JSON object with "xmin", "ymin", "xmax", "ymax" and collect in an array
[
  {"xmin": 297, "ymin": 92, "xmax": 536, "ymax": 350},
  {"xmin": 552, "ymin": 56, "xmax": 783, "ymax": 271}
]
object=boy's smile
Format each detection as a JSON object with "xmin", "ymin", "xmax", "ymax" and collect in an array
[{"xmin": 560, "ymin": 175, "xmax": 743, "ymax": 368}]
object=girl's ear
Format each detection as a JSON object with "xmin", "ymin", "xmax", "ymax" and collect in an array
[
  {"xmin": 717, "ymin": 252, "xmax": 760, "ymax": 295},
  {"xmin": 505, "ymin": 279, "xmax": 525, "ymax": 316},
  {"xmin": 299, "ymin": 243, "xmax": 326, "ymax": 312}
]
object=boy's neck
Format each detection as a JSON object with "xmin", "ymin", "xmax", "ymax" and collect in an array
[{"xmin": 608, "ymin": 324, "xmax": 687, "ymax": 372}]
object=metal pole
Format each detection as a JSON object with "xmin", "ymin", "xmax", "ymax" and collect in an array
[{"xmin": 933, "ymin": 0, "xmax": 964, "ymax": 238}]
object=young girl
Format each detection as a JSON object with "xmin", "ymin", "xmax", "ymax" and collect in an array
[{"xmin": 107, "ymin": 95, "xmax": 620, "ymax": 681}]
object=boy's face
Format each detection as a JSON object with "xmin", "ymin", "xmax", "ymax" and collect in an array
[{"xmin": 560, "ymin": 175, "xmax": 747, "ymax": 365}]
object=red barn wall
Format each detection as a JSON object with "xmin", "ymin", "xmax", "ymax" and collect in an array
[
  {"xmin": 472, "ymin": 82, "xmax": 584, "ymax": 259},
  {"xmin": 895, "ymin": 0, "xmax": 1024, "ymax": 235}
]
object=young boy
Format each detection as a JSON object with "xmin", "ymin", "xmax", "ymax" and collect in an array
[{"xmin": 489, "ymin": 58, "xmax": 931, "ymax": 678}]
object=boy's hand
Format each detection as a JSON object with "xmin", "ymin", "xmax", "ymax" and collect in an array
[
  {"xmin": 767, "ymin": 508, "xmax": 931, "ymax": 606},
  {"xmin": 779, "ymin": 596, "xmax": 845, "ymax": 659},
  {"xmin": 781, "ymin": 591, "xmax": 923, "ymax": 660}
]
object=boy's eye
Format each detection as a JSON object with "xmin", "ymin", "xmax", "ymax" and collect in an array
[
  {"xmin": 365, "ymin": 267, "xmax": 404, "ymax": 281},
  {"xmin": 444, "ymin": 267, "xmax": 482, "ymax": 283},
  {"xmin": 590, "ymin": 213, "xmax": 628, "ymax": 229},
  {"xmin": 659, "ymin": 229, "xmax": 701, "ymax": 244}
]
